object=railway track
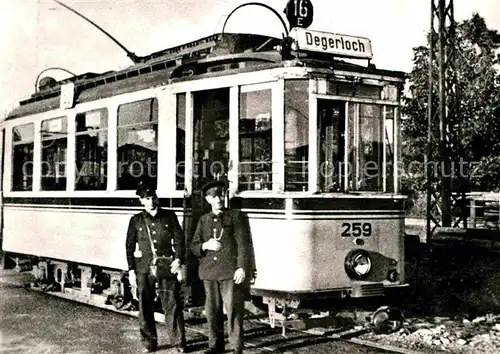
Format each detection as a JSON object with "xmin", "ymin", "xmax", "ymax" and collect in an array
[
  {"xmin": 0, "ymin": 270, "xmax": 426, "ymax": 354},
  {"xmin": 181, "ymin": 315, "xmax": 426, "ymax": 354}
]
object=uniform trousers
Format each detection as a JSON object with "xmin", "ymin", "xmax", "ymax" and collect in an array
[
  {"xmin": 137, "ymin": 273, "xmax": 186, "ymax": 348},
  {"xmin": 203, "ymin": 279, "xmax": 244, "ymax": 353}
]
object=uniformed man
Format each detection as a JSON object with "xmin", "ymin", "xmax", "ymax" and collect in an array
[
  {"xmin": 190, "ymin": 181, "xmax": 251, "ymax": 354},
  {"xmin": 126, "ymin": 182, "xmax": 186, "ymax": 353}
]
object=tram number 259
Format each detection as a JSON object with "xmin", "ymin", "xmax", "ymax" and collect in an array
[{"xmin": 341, "ymin": 222, "xmax": 372, "ymax": 237}]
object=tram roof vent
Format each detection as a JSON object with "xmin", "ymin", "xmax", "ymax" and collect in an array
[
  {"xmin": 19, "ymin": 72, "xmax": 105, "ymax": 106},
  {"xmin": 209, "ymin": 33, "xmax": 280, "ymax": 57}
]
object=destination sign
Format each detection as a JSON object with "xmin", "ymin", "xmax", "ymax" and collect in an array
[{"xmin": 291, "ymin": 28, "xmax": 373, "ymax": 59}]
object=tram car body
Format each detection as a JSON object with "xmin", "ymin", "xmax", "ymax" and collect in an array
[{"xmin": 1, "ymin": 27, "xmax": 407, "ymax": 325}]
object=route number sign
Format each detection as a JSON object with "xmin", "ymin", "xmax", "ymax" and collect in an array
[{"xmin": 285, "ymin": 0, "xmax": 314, "ymax": 29}]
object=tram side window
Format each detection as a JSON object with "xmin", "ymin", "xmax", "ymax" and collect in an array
[
  {"xmin": 238, "ymin": 89, "xmax": 272, "ymax": 191},
  {"xmin": 176, "ymin": 94, "xmax": 186, "ymax": 190},
  {"xmin": 41, "ymin": 117, "xmax": 68, "ymax": 191},
  {"xmin": 117, "ymin": 99, "xmax": 158, "ymax": 190},
  {"xmin": 12, "ymin": 123, "xmax": 34, "ymax": 191},
  {"xmin": 284, "ymin": 80, "xmax": 309, "ymax": 191},
  {"xmin": 75, "ymin": 109, "xmax": 108, "ymax": 190}
]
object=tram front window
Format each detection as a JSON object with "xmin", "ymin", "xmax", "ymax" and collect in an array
[
  {"xmin": 357, "ymin": 104, "xmax": 383, "ymax": 191},
  {"xmin": 317, "ymin": 100, "xmax": 344, "ymax": 192},
  {"xmin": 317, "ymin": 101, "xmax": 395, "ymax": 193},
  {"xmin": 284, "ymin": 80, "xmax": 309, "ymax": 191},
  {"xmin": 345, "ymin": 103, "xmax": 395, "ymax": 192},
  {"xmin": 385, "ymin": 107, "xmax": 395, "ymax": 192}
]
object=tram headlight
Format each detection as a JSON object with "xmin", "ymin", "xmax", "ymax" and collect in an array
[{"xmin": 345, "ymin": 250, "xmax": 372, "ymax": 279}]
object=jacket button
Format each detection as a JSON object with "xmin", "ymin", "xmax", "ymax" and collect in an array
[
  {"xmin": 152, "ymin": 223, "xmax": 155, "ymax": 226},
  {"xmin": 213, "ymin": 256, "xmax": 217, "ymax": 261},
  {"xmin": 153, "ymin": 240, "xmax": 157, "ymax": 243},
  {"xmin": 152, "ymin": 231, "xmax": 156, "ymax": 234},
  {"xmin": 139, "ymin": 227, "xmax": 143, "ymax": 231}
]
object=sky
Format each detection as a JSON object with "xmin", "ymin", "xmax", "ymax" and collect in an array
[{"xmin": 1, "ymin": 0, "xmax": 499, "ymax": 118}]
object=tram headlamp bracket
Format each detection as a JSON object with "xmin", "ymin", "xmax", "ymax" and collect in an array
[
  {"xmin": 387, "ymin": 269, "xmax": 398, "ymax": 282},
  {"xmin": 344, "ymin": 249, "xmax": 372, "ymax": 279}
]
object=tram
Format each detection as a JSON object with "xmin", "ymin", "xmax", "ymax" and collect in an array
[{"xmin": 1, "ymin": 1, "xmax": 407, "ymax": 332}]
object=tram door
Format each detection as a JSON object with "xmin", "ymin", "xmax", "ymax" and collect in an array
[
  {"xmin": 187, "ymin": 88, "xmax": 230, "ymax": 304},
  {"xmin": 317, "ymin": 100, "xmax": 345, "ymax": 192},
  {"xmin": 192, "ymin": 88, "xmax": 230, "ymax": 192}
]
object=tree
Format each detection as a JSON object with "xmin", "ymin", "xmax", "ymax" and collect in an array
[{"xmin": 402, "ymin": 13, "xmax": 500, "ymax": 193}]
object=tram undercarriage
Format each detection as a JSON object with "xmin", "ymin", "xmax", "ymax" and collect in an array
[
  {"xmin": 4, "ymin": 252, "xmax": 406, "ymax": 335},
  {"xmin": 5, "ymin": 254, "xmax": 132, "ymax": 310}
]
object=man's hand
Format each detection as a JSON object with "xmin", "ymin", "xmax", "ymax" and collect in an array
[
  {"xmin": 233, "ymin": 268, "xmax": 246, "ymax": 284},
  {"xmin": 128, "ymin": 269, "xmax": 137, "ymax": 288},
  {"xmin": 170, "ymin": 258, "xmax": 181, "ymax": 274},
  {"xmin": 202, "ymin": 238, "xmax": 222, "ymax": 251}
]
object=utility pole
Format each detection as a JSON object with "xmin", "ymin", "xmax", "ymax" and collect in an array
[{"xmin": 427, "ymin": 0, "xmax": 465, "ymax": 239}]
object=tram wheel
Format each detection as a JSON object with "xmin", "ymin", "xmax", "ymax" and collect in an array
[
  {"xmin": 371, "ymin": 306, "xmax": 403, "ymax": 334},
  {"xmin": 111, "ymin": 295, "xmax": 125, "ymax": 310}
]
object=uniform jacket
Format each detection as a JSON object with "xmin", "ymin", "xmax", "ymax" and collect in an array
[
  {"xmin": 190, "ymin": 209, "xmax": 250, "ymax": 281},
  {"xmin": 126, "ymin": 208, "xmax": 185, "ymax": 275}
]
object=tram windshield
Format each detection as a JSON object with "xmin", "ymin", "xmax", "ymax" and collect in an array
[
  {"xmin": 284, "ymin": 80, "xmax": 309, "ymax": 191},
  {"xmin": 315, "ymin": 100, "xmax": 396, "ymax": 193},
  {"xmin": 345, "ymin": 103, "xmax": 395, "ymax": 193},
  {"xmin": 283, "ymin": 80, "xmax": 397, "ymax": 194},
  {"xmin": 317, "ymin": 100, "xmax": 394, "ymax": 192}
]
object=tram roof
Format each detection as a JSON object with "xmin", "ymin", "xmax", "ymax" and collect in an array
[{"xmin": 6, "ymin": 32, "xmax": 406, "ymax": 120}]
